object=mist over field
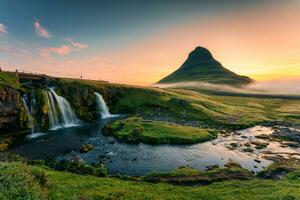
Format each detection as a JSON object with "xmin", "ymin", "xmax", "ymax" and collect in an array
[{"xmin": 154, "ymin": 79, "xmax": 300, "ymax": 95}]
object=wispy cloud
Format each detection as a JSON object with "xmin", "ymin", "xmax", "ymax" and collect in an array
[
  {"xmin": 40, "ymin": 45, "xmax": 71, "ymax": 59},
  {"xmin": 0, "ymin": 23, "xmax": 7, "ymax": 35},
  {"xmin": 48, "ymin": 45, "xmax": 71, "ymax": 56},
  {"xmin": 66, "ymin": 38, "xmax": 88, "ymax": 51},
  {"xmin": 34, "ymin": 19, "xmax": 51, "ymax": 39},
  {"xmin": 0, "ymin": 42, "xmax": 31, "ymax": 58},
  {"xmin": 40, "ymin": 38, "xmax": 87, "ymax": 58}
]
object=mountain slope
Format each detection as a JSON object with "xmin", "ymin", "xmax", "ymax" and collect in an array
[{"xmin": 158, "ymin": 46, "xmax": 253, "ymax": 86}]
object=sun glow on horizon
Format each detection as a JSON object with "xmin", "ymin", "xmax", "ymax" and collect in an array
[{"xmin": 1, "ymin": 1, "xmax": 299, "ymax": 85}]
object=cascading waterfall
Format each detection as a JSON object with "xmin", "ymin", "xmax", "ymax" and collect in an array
[
  {"xmin": 46, "ymin": 91, "xmax": 60, "ymax": 129},
  {"xmin": 94, "ymin": 92, "xmax": 117, "ymax": 119},
  {"xmin": 23, "ymin": 92, "xmax": 47, "ymax": 138},
  {"xmin": 21, "ymin": 96, "xmax": 34, "ymax": 133},
  {"xmin": 49, "ymin": 88, "xmax": 78, "ymax": 127}
]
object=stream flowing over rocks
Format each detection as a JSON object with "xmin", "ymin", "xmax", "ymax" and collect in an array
[{"xmin": 10, "ymin": 118, "xmax": 300, "ymax": 176}]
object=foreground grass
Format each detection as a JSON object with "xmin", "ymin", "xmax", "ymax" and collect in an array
[
  {"xmin": 1, "ymin": 162, "xmax": 300, "ymax": 200},
  {"xmin": 105, "ymin": 117, "xmax": 217, "ymax": 144},
  {"xmin": 143, "ymin": 165, "xmax": 253, "ymax": 185}
]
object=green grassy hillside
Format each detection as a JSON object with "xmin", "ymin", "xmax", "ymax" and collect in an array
[
  {"xmin": 1, "ymin": 162, "xmax": 300, "ymax": 200},
  {"xmin": 54, "ymin": 77, "xmax": 300, "ymax": 129}
]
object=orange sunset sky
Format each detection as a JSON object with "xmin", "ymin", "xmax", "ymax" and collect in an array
[{"xmin": 1, "ymin": 0, "xmax": 300, "ymax": 85}]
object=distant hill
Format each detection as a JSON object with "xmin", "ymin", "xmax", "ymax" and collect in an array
[{"xmin": 158, "ymin": 46, "xmax": 253, "ymax": 86}]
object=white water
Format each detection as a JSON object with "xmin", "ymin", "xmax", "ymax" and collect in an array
[
  {"xmin": 21, "ymin": 96, "xmax": 34, "ymax": 133},
  {"xmin": 22, "ymin": 94, "xmax": 45, "ymax": 139},
  {"xmin": 49, "ymin": 88, "xmax": 78, "ymax": 127},
  {"xmin": 46, "ymin": 91, "xmax": 60, "ymax": 130},
  {"xmin": 94, "ymin": 92, "xmax": 117, "ymax": 119}
]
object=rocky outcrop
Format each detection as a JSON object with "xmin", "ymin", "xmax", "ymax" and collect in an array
[
  {"xmin": 80, "ymin": 144, "xmax": 94, "ymax": 153},
  {"xmin": 0, "ymin": 86, "xmax": 27, "ymax": 132}
]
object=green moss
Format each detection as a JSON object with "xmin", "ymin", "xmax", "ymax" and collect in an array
[
  {"xmin": 105, "ymin": 116, "xmax": 217, "ymax": 144},
  {"xmin": 0, "ymin": 72, "xmax": 20, "ymax": 89},
  {"xmin": 34, "ymin": 89, "xmax": 50, "ymax": 131}
]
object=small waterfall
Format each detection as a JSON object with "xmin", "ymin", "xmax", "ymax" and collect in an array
[
  {"xmin": 46, "ymin": 91, "xmax": 60, "ymax": 129},
  {"xmin": 49, "ymin": 88, "xmax": 78, "ymax": 127},
  {"xmin": 23, "ymin": 93, "xmax": 46, "ymax": 138},
  {"xmin": 21, "ymin": 96, "xmax": 34, "ymax": 133},
  {"xmin": 94, "ymin": 92, "xmax": 117, "ymax": 119}
]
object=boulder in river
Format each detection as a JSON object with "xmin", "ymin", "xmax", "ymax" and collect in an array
[
  {"xmin": 80, "ymin": 144, "xmax": 94, "ymax": 153},
  {"xmin": 250, "ymin": 141, "xmax": 269, "ymax": 149}
]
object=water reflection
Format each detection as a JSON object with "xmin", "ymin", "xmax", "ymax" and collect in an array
[{"xmin": 10, "ymin": 122, "xmax": 299, "ymax": 176}]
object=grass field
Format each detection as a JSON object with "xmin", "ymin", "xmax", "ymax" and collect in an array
[
  {"xmin": 105, "ymin": 116, "xmax": 217, "ymax": 144},
  {"xmin": 1, "ymin": 162, "xmax": 300, "ymax": 200}
]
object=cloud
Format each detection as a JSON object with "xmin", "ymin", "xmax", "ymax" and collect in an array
[
  {"xmin": 0, "ymin": 23, "xmax": 7, "ymax": 35},
  {"xmin": 66, "ymin": 38, "xmax": 88, "ymax": 51},
  {"xmin": 34, "ymin": 19, "xmax": 51, "ymax": 39},
  {"xmin": 0, "ymin": 42, "xmax": 31, "ymax": 58},
  {"xmin": 154, "ymin": 80, "xmax": 300, "ymax": 95},
  {"xmin": 40, "ymin": 38, "xmax": 87, "ymax": 59},
  {"xmin": 40, "ymin": 45, "xmax": 71, "ymax": 59},
  {"xmin": 48, "ymin": 45, "xmax": 71, "ymax": 56}
]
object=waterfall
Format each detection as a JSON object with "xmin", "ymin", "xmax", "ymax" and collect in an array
[
  {"xmin": 23, "ymin": 92, "xmax": 46, "ymax": 138},
  {"xmin": 49, "ymin": 88, "xmax": 78, "ymax": 127},
  {"xmin": 46, "ymin": 91, "xmax": 60, "ymax": 129},
  {"xmin": 21, "ymin": 96, "xmax": 34, "ymax": 133},
  {"xmin": 94, "ymin": 92, "xmax": 117, "ymax": 119}
]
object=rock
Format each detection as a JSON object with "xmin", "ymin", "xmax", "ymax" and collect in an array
[
  {"xmin": 242, "ymin": 148, "xmax": 254, "ymax": 152},
  {"xmin": 281, "ymin": 141, "xmax": 300, "ymax": 148},
  {"xmin": 225, "ymin": 159, "xmax": 242, "ymax": 168},
  {"xmin": 230, "ymin": 143, "xmax": 239, "ymax": 148},
  {"xmin": 233, "ymin": 131, "xmax": 241, "ymax": 136},
  {"xmin": 254, "ymin": 159, "xmax": 262, "ymax": 163},
  {"xmin": 222, "ymin": 133, "xmax": 231, "ymax": 138},
  {"xmin": 255, "ymin": 134, "xmax": 270, "ymax": 140},
  {"xmin": 0, "ymin": 86, "xmax": 25, "ymax": 130},
  {"xmin": 272, "ymin": 127, "xmax": 300, "ymax": 143},
  {"xmin": 250, "ymin": 141, "xmax": 269, "ymax": 149},
  {"xmin": 63, "ymin": 151, "xmax": 85, "ymax": 163},
  {"xmin": 244, "ymin": 142, "xmax": 251, "ymax": 147},
  {"xmin": 80, "ymin": 144, "xmax": 94, "ymax": 153}
]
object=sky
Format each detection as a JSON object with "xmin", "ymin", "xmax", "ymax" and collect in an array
[{"xmin": 0, "ymin": 0, "xmax": 300, "ymax": 85}]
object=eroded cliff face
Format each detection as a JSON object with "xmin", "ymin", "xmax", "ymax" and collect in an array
[{"xmin": 0, "ymin": 86, "xmax": 27, "ymax": 132}]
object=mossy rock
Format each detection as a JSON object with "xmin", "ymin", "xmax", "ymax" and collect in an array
[{"xmin": 80, "ymin": 144, "xmax": 94, "ymax": 153}]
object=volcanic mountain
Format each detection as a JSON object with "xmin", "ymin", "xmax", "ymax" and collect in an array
[{"xmin": 158, "ymin": 46, "xmax": 253, "ymax": 86}]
